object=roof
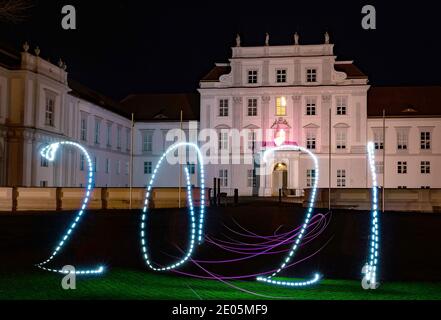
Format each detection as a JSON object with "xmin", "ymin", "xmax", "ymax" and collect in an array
[
  {"xmin": 120, "ymin": 93, "xmax": 200, "ymax": 122},
  {"xmin": 334, "ymin": 63, "xmax": 368, "ymax": 79},
  {"xmin": 368, "ymin": 86, "xmax": 441, "ymax": 117},
  {"xmin": 68, "ymin": 79, "xmax": 131, "ymax": 119},
  {"xmin": 201, "ymin": 65, "xmax": 231, "ymax": 82}
]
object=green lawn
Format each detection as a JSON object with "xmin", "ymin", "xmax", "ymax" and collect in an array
[{"xmin": 1, "ymin": 268, "xmax": 441, "ymax": 300}]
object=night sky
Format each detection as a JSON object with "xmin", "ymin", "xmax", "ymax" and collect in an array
[{"xmin": 0, "ymin": 0, "xmax": 440, "ymax": 100}]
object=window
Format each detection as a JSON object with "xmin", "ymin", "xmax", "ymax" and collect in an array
[
  {"xmin": 126, "ymin": 129, "xmax": 131, "ymax": 151},
  {"xmin": 306, "ymin": 97, "xmax": 316, "ymax": 115},
  {"xmin": 247, "ymin": 169, "xmax": 257, "ymax": 188},
  {"xmin": 142, "ymin": 132, "xmax": 153, "ymax": 152},
  {"xmin": 218, "ymin": 131, "xmax": 229, "ymax": 151},
  {"xmin": 247, "ymin": 98, "xmax": 257, "ymax": 116},
  {"xmin": 276, "ymin": 97, "xmax": 286, "ymax": 116},
  {"xmin": 94, "ymin": 119, "xmax": 101, "ymax": 144},
  {"xmin": 80, "ymin": 117, "xmax": 87, "ymax": 141},
  {"xmin": 116, "ymin": 160, "xmax": 121, "ymax": 175},
  {"xmin": 306, "ymin": 169, "xmax": 316, "ymax": 187},
  {"xmin": 420, "ymin": 131, "xmax": 431, "ymax": 150},
  {"xmin": 397, "ymin": 161, "xmax": 407, "ymax": 174},
  {"xmin": 336, "ymin": 131, "xmax": 347, "ymax": 150},
  {"xmin": 421, "ymin": 161, "xmax": 431, "ymax": 174},
  {"xmin": 306, "ymin": 69, "xmax": 317, "ymax": 82},
  {"xmin": 219, "ymin": 169, "xmax": 228, "ymax": 187},
  {"xmin": 276, "ymin": 69, "xmax": 287, "ymax": 83},
  {"xmin": 40, "ymin": 181, "xmax": 48, "ymax": 187},
  {"xmin": 397, "ymin": 130, "xmax": 408, "ymax": 150},
  {"xmin": 337, "ymin": 169, "xmax": 346, "ymax": 187},
  {"xmin": 306, "ymin": 131, "xmax": 316, "ymax": 150},
  {"xmin": 45, "ymin": 95, "xmax": 55, "ymax": 126},
  {"xmin": 336, "ymin": 97, "xmax": 347, "ymax": 115},
  {"xmin": 188, "ymin": 163, "xmax": 196, "ymax": 175},
  {"xmin": 93, "ymin": 156, "xmax": 98, "ymax": 173},
  {"xmin": 40, "ymin": 156, "xmax": 49, "ymax": 167},
  {"xmin": 125, "ymin": 162, "xmax": 129, "ymax": 175},
  {"xmin": 144, "ymin": 161, "xmax": 152, "ymax": 174},
  {"xmin": 219, "ymin": 99, "xmax": 229, "ymax": 117},
  {"xmin": 247, "ymin": 131, "xmax": 256, "ymax": 151},
  {"xmin": 105, "ymin": 158, "xmax": 110, "ymax": 174},
  {"xmin": 117, "ymin": 127, "xmax": 122, "ymax": 149},
  {"xmin": 80, "ymin": 154, "xmax": 85, "ymax": 171},
  {"xmin": 248, "ymin": 70, "xmax": 258, "ymax": 84},
  {"xmin": 106, "ymin": 123, "xmax": 112, "ymax": 147},
  {"xmin": 375, "ymin": 161, "xmax": 384, "ymax": 174},
  {"xmin": 373, "ymin": 130, "xmax": 384, "ymax": 150}
]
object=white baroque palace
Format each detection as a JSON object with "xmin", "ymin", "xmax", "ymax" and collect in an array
[
  {"xmin": 0, "ymin": 36, "xmax": 440, "ymax": 196},
  {"xmin": 198, "ymin": 35, "xmax": 441, "ymax": 196}
]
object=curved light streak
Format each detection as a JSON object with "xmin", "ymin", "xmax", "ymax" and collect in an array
[
  {"xmin": 36, "ymin": 141, "xmax": 105, "ymax": 275},
  {"xmin": 362, "ymin": 141, "xmax": 380, "ymax": 289},
  {"xmin": 256, "ymin": 145, "xmax": 322, "ymax": 287},
  {"xmin": 140, "ymin": 142, "xmax": 205, "ymax": 271}
]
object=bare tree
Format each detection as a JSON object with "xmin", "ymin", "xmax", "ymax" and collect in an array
[{"xmin": 0, "ymin": 0, "xmax": 33, "ymax": 23}]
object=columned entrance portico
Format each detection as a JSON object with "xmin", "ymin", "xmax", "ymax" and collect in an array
[{"xmin": 258, "ymin": 150, "xmax": 301, "ymax": 197}]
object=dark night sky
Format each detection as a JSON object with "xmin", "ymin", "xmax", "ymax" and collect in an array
[{"xmin": 0, "ymin": 0, "xmax": 440, "ymax": 100}]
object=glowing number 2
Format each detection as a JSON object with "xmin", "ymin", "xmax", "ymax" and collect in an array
[
  {"xmin": 36, "ymin": 141, "xmax": 104, "ymax": 275},
  {"xmin": 140, "ymin": 142, "xmax": 206, "ymax": 271},
  {"xmin": 256, "ymin": 145, "xmax": 322, "ymax": 287}
]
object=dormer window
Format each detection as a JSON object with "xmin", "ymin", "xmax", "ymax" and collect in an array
[
  {"xmin": 306, "ymin": 69, "xmax": 317, "ymax": 83},
  {"xmin": 248, "ymin": 70, "xmax": 258, "ymax": 84}
]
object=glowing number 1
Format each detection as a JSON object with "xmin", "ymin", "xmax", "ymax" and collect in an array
[{"xmin": 36, "ymin": 141, "xmax": 104, "ymax": 275}]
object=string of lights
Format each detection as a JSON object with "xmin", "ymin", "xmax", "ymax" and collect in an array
[
  {"xmin": 36, "ymin": 141, "xmax": 105, "ymax": 275},
  {"xmin": 256, "ymin": 145, "xmax": 322, "ymax": 287},
  {"xmin": 362, "ymin": 141, "xmax": 380, "ymax": 289},
  {"xmin": 140, "ymin": 142, "xmax": 205, "ymax": 272}
]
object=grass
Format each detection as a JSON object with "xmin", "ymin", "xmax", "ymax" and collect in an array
[{"xmin": 1, "ymin": 268, "xmax": 441, "ymax": 300}]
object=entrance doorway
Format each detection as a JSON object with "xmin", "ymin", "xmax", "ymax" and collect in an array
[{"xmin": 272, "ymin": 162, "xmax": 287, "ymax": 196}]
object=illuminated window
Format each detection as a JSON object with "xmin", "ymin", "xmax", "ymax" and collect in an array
[
  {"xmin": 306, "ymin": 69, "xmax": 317, "ymax": 82},
  {"xmin": 276, "ymin": 69, "xmax": 287, "ymax": 83},
  {"xmin": 219, "ymin": 99, "xmax": 229, "ymax": 117},
  {"xmin": 247, "ymin": 98, "xmax": 257, "ymax": 116},
  {"xmin": 188, "ymin": 163, "xmax": 196, "ymax": 175},
  {"xmin": 276, "ymin": 97, "xmax": 286, "ymax": 116},
  {"xmin": 248, "ymin": 70, "xmax": 258, "ymax": 84}
]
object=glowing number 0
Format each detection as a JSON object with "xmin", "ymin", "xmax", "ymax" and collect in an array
[
  {"xmin": 36, "ymin": 141, "xmax": 104, "ymax": 275},
  {"xmin": 140, "ymin": 142, "xmax": 206, "ymax": 271}
]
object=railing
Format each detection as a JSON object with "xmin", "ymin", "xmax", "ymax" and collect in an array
[{"xmin": 0, "ymin": 187, "xmax": 209, "ymax": 212}]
